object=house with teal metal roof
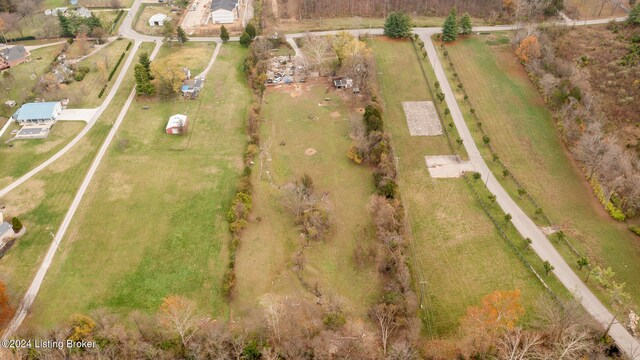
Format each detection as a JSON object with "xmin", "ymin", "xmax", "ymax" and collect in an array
[{"xmin": 12, "ymin": 102, "xmax": 62, "ymax": 125}]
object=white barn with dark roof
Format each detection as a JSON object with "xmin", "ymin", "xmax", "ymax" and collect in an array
[{"xmin": 210, "ymin": 0, "xmax": 239, "ymax": 24}]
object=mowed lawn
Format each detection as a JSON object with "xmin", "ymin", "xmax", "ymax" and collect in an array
[
  {"xmin": 21, "ymin": 43, "xmax": 246, "ymax": 329},
  {"xmin": 0, "ymin": 122, "xmax": 85, "ymax": 189},
  {"xmin": 0, "ymin": 45, "xmax": 65, "ymax": 117},
  {"xmin": 441, "ymin": 36, "xmax": 640, "ymax": 308},
  {"xmin": 233, "ymin": 82, "xmax": 381, "ymax": 320},
  {"xmin": 0, "ymin": 43, "xmax": 155, "ymax": 323},
  {"xmin": 371, "ymin": 38, "xmax": 553, "ymax": 336}
]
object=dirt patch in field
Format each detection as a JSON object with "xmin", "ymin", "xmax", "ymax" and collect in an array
[
  {"xmin": 356, "ymin": 107, "xmax": 365, "ymax": 114},
  {"xmin": 2, "ymin": 179, "xmax": 46, "ymax": 216},
  {"xmin": 329, "ymin": 111, "xmax": 341, "ymax": 118},
  {"xmin": 305, "ymin": 148, "xmax": 317, "ymax": 156}
]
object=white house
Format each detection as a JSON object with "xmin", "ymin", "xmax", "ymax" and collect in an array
[
  {"xmin": 210, "ymin": 0, "xmax": 239, "ymax": 24},
  {"xmin": 149, "ymin": 13, "xmax": 168, "ymax": 27},
  {"xmin": 166, "ymin": 114, "xmax": 188, "ymax": 135},
  {"xmin": 12, "ymin": 101, "xmax": 63, "ymax": 125}
]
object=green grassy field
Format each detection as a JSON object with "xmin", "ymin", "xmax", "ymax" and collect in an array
[
  {"xmin": 233, "ymin": 82, "xmax": 381, "ymax": 320},
  {"xmin": 20, "ymin": 43, "xmax": 247, "ymax": 330},
  {"xmin": 371, "ymin": 38, "xmax": 562, "ymax": 336},
  {"xmin": 0, "ymin": 122, "xmax": 85, "ymax": 189},
  {"xmin": 438, "ymin": 35, "xmax": 640, "ymax": 309},
  {"xmin": 0, "ymin": 42, "xmax": 155, "ymax": 330}
]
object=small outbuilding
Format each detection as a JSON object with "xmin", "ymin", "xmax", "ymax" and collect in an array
[
  {"xmin": 75, "ymin": 7, "xmax": 92, "ymax": 18},
  {"xmin": 12, "ymin": 101, "xmax": 63, "ymax": 125},
  {"xmin": 166, "ymin": 114, "xmax": 188, "ymax": 135},
  {"xmin": 149, "ymin": 13, "xmax": 168, "ymax": 27},
  {"xmin": 181, "ymin": 78, "xmax": 204, "ymax": 98}
]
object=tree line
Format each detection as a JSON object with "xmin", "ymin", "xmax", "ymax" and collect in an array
[{"xmin": 291, "ymin": 0, "xmax": 504, "ymax": 20}]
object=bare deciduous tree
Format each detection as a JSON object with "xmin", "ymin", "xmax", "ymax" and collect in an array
[
  {"xmin": 159, "ymin": 296, "xmax": 207, "ymax": 355},
  {"xmin": 370, "ymin": 303, "xmax": 398, "ymax": 355}
]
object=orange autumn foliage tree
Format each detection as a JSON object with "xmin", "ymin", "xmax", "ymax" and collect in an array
[
  {"xmin": 459, "ymin": 290, "xmax": 525, "ymax": 357},
  {"xmin": 516, "ymin": 35, "xmax": 542, "ymax": 63},
  {"xmin": 0, "ymin": 281, "xmax": 14, "ymax": 328}
]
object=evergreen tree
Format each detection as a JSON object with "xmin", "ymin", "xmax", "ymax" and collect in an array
[
  {"xmin": 239, "ymin": 31, "xmax": 252, "ymax": 47},
  {"xmin": 134, "ymin": 63, "xmax": 155, "ymax": 96},
  {"xmin": 245, "ymin": 22, "xmax": 257, "ymax": 39},
  {"xmin": 383, "ymin": 12, "xmax": 412, "ymax": 39},
  {"xmin": 460, "ymin": 13, "xmax": 472, "ymax": 35},
  {"xmin": 58, "ymin": 11, "xmax": 73, "ymax": 37},
  {"xmin": 176, "ymin": 26, "xmax": 188, "ymax": 45},
  {"xmin": 629, "ymin": 4, "xmax": 640, "ymax": 25},
  {"xmin": 220, "ymin": 25, "xmax": 230, "ymax": 42},
  {"xmin": 162, "ymin": 21, "xmax": 175, "ymax": 43},
  {"xmin": 138, "ymin": 52, "xmax": 153, "ymax": 80},
  {"xmin": 442, "ymin": 9, "xmax": 458, "ymax": 42},
  {"xmin": 11, "ymin": 217, "xmax": 22, "ymax": 233}
]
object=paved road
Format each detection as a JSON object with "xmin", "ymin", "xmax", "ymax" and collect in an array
[
  {"xmin": 416, "ymin": 27, "xmax": 640, "ymax": 359},
  {"xmin": 0, "ymin": 41, "xmax": 162, "ymax": 340}
]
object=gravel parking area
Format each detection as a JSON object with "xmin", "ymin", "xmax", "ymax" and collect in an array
[
  {"xmin": 402, "ymin": 101, "xmax": 442, "ymax": 136},
  {"xmin": 425, "ymin": 155, "xmax": 474, "ymax": 178}
]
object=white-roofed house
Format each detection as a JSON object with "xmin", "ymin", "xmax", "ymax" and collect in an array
[
  {"xmin": 210, "ymin": 0, "xmax": 239, "ymax": 24},
  {"xmin": 149, "ymin": 13, "xmax": 168, "ymax": 27},
  {"xmin": 166, "ymin": 114, "xmax": 188, "ymax": 135}
]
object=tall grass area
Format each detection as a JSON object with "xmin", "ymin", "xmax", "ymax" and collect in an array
[
  {"xmin": 438, "ymin": 35, "xmax": 640, "ymax": 309},
  {"xmin": 232, "ymin": 84, "xmax": 381, "ymax": 320},
  {"xmin": 371, "ymin": 38, "xmax": 557, "ymax": 336},
  {"xmin": 19, "ymin": 43, "xmax": 248, "ymax": 330}
]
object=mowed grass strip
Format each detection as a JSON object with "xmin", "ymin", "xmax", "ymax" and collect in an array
[
  {"xmin": 441, "ymin": 36, "xmax": 640, "ymax": 308},
  {"xmin": 23, "ymin": 43, "xmax": 248, "ymax": 329},
  {"xmin": 0, "ymin": 43, "xmax": 156, "ymax": 323},
  {"xmin": 371, "ymin": 38, "xmax": 553, "ymax": 336},
  {"xmin": 0, "ymin": 122, "xmax": 85, "ymax": 189},
  {"xmin": 233, "ymin": 83, "xmax": 381, "ymax": 320}
]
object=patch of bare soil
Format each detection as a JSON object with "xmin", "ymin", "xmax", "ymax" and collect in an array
[
  {"xmin": 329, "ymin": 111, "xmax": 341, "ymax": 118},
  {"xmin": 305, "ymin": 148, "xmax": 317, "ymax": 156}
]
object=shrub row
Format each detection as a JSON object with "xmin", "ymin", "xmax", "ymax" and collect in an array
[
  {"xmin": 349, "ymin": 99, "xmax": 419, "ymax": 347},
  {"xmin": 221, "ymin": 45, "xmax": 266, "ymax": 299},
  {"xmin": 108, "ymin": 51, "xmax": 126, "ymax": 82},
  {"xmin": 97, "ymin": 84, "xmax": 107, "ymax": 98},
  {"xmin": 110, "ymin": 10, "xmax": 125, "ymax": 34},
  {"xmin": 0, "ymin": 35, "xmax": 36, "ymax": 43}
]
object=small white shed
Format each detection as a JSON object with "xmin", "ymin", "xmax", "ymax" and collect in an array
[{"xmin": 149, "ymin": 14, "xmax": 168, "ymax": 27}]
